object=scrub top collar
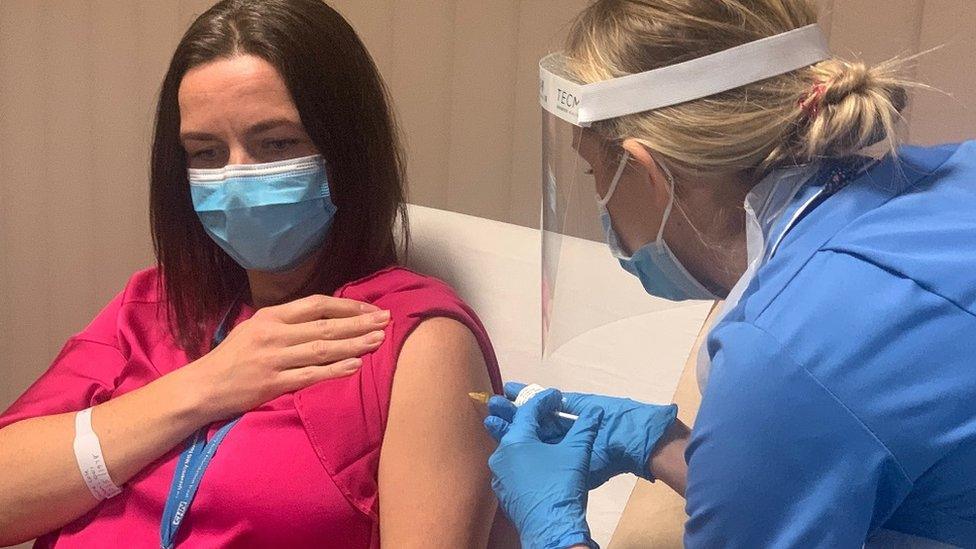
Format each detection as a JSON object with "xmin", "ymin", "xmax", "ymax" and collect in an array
[{"xmin": 696, "ymin": 158, "xmax": 875, "ymax": 392}]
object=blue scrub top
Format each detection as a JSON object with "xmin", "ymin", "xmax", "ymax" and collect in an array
[{"xmin": 685, "ymin": 142, "xmax": 976, "ymax": 548}]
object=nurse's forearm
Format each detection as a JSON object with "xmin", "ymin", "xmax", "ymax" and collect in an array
[
  {"xmin": 648, "ymin": 419, "xmax": 690, "ymax": 497},
  {"xmin": 0, "ymin": 365, "xmax": 213, "ymax": 545}
]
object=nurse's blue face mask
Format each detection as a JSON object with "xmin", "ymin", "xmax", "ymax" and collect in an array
[
  {"xmin": 188, "ymin": 154, "xmax": 337, "ymax": 272},
  {"xmin": 597, "ymin": 152, "xmax": 718, "ymax": 301}
]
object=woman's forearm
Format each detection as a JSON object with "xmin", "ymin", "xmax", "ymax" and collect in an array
[
  {"xmin": 648, "ymin": 419, "xmax": 690, "ymax": 497},
  {"xmin": 0, "ymin": 363, "xmax": 214, "ymax": 545}
]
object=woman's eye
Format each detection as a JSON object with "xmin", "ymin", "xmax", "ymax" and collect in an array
[
  {"xmin": 264, "ymin": 138, "xmax": 300, "ymax": 152},
  {"xmin": 186, "ymin": 146, "xmax": 227, "ymax": 168}
]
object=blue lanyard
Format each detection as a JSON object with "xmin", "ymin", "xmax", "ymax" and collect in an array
[{"xmin": 159, "ymin": 298, "xmax": 242, "ymax": 549}]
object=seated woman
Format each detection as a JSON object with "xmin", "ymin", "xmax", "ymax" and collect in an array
[{"xmin": 0, "ymin": 1, "xmax": 504, "ymax": 547}]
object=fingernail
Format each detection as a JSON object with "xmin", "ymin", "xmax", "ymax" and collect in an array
[
  {"xmin": 371, "ymin": 310, "xmax": 391, "ymax": 323},
  {"xmin": 367, "ymin": 330, "xmax": 385, "ymax": 344},
  {"xmin": 360, "ymin": 303, "xmax": 380, "ymax": 313},
  {"xmin": 343, "ymin": 358, "xmax": 363, "ymax": 370}
]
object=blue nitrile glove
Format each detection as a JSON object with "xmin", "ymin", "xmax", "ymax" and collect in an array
[
  {"xmin": 485, "ymin": 381, "xmax": 678, "ymax": 489},
  {"xmin": 486, "ymin": 388, "xmax": 603, "ymax": 549}
]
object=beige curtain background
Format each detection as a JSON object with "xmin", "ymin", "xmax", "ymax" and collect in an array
[{"xmin": 0, "ymin": 2, "xmax": 974, "ymax": 544}]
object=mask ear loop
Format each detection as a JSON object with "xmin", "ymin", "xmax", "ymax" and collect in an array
[
  {"xmin": 653, "ymin": 157, "xmax": 677, "ymax": 243},
  {"xmin": 599, "ymin": 151, "xmax": 676, "ymax": 245},
  {"xmin": 596, "ymin": 151, "xmax": 630, "ymax": 207},
  {"xmin": 660, "ymin": 158, "xmax": 737, "ymax": 276}
]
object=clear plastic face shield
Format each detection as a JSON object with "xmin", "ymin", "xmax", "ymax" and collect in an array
[{"xmin": 539, "ymin": 24, "xmax": 830, "ymax": 368}]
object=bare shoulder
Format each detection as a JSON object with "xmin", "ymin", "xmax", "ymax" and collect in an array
[
  {"xmin": 396, "ymin": 316, "xmax": 491, "ymax": 392},
  {"xmin": 403, "ymin": 317, "xmax": 481, "ymax": 354}
]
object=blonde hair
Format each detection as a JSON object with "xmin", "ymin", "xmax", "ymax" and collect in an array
[{"xmin": 565, "ymin": 0, "xmax": 911, "ymax": 180}]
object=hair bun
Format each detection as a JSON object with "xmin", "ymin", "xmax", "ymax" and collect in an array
[
  {"xmin": 793, "ymin": 57, "xmax": 909, "ymax": 163},
  {"xmin": 822, "ymin": 61, "xmax": 872, "ymax": 105}
]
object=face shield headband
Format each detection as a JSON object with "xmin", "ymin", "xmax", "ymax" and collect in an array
[{"xmin": 539, "ymin": 24, "xmax": 830, "ymax": 126}]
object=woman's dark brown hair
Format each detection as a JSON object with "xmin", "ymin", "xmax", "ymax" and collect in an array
[{"xmin": 150, "ymin": 0, "xmax": 407, "ymax": 356}]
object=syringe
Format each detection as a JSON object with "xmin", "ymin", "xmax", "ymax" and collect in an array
[{"xmin": 468, "ymin": 383, "xmax": 579, "ymax": 421}]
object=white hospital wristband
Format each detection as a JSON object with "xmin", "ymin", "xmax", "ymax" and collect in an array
[{"xmin": 73, "ymin": 408, "xmax": 122, "ymax": 500}]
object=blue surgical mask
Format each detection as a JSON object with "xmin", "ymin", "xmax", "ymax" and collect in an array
[
  {"xmin": 596, "ymin": 152, "xmax": 718, "ymax": 301},
  {"xmin": 188, "ymin": 154, "xmax": 337, "ymax": 272}
]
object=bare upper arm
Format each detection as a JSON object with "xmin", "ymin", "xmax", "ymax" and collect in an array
[{"xmin": 378, "ymin": 317, "xmax": 497, "ymax": 549}]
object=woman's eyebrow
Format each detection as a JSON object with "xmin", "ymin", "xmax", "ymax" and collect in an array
[
  {"xmin": 180, "ymin": 131, "xmax": 220, "ymax": 142},
  {"xmin": 246, "ymin": 118, "xmax": 303, "ymax": 137},
  {"xmin": 180, "ymin": 119, "xmax": 302, "ymax": 143}
]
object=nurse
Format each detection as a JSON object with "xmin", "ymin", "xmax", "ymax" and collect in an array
[{"xmin": 486, "ymin": 1, "xmax": 976, "ymax": 547}]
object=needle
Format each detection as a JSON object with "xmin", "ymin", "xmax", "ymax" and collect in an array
[{"xmin": 468, "ymin": 391, "xmax": 579, "ymax": 421}]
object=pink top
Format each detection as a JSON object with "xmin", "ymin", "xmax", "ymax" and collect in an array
[{"xmin": 0, "ymin": 266, "xmax": 502, "ymax": 548}]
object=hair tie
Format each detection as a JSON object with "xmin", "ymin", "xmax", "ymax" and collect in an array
[{"xmin": 798, "ymin": 81, "xmax": 827, "ymax": 120}]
